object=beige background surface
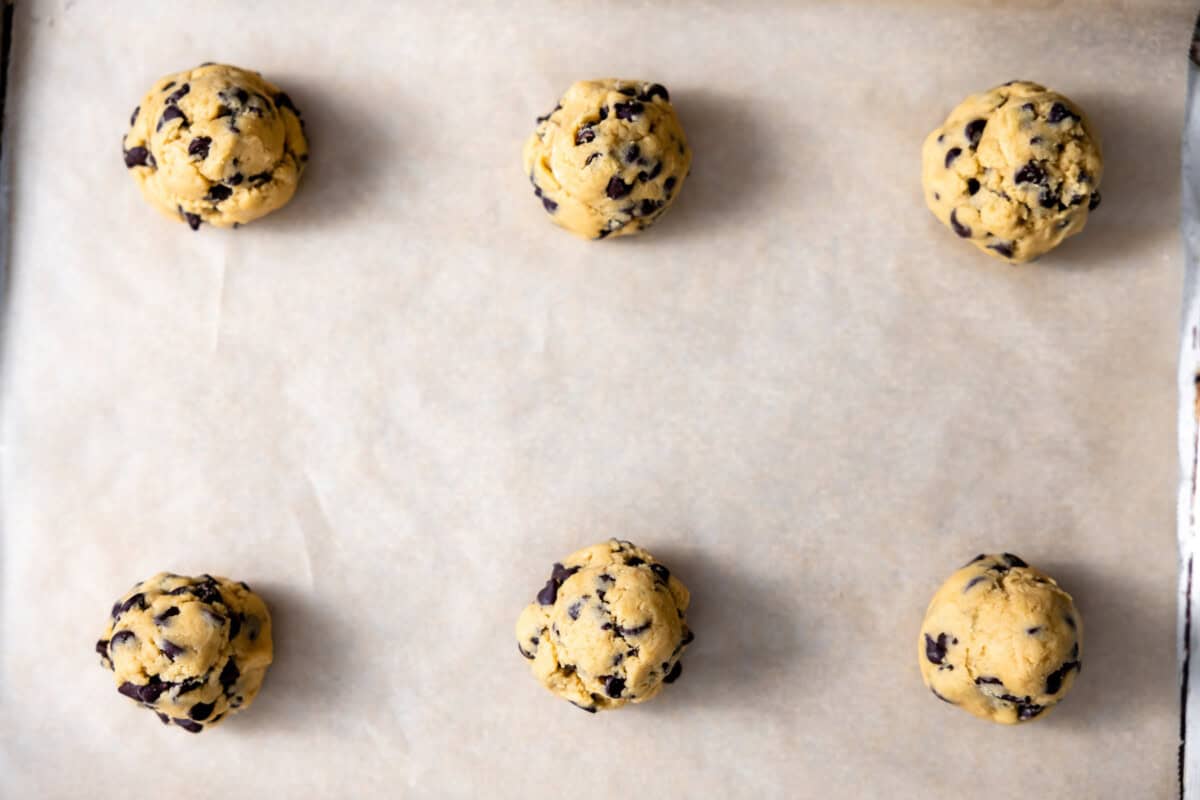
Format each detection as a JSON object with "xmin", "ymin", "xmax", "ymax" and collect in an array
[{"xmin": 0, "ymin": 1, "xmax": 1190, "ymax": 797}]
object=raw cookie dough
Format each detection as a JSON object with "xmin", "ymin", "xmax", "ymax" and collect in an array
[
  {"xmin": 516, "ymin": 540, "xmax": 693, "ymax": 712},
  {"xmin": 919, "ymin": 554, "xmax": 1082, "ymax": 724},
  {"xmin": 523, "ymin": 79, "xmax": 691, "ymax": 240},
  {"xmin": 96, "ymin": 573, "xmax": 273, "ymax": 733},
  {"xmin": 123, "ymin": 63, "xmax": 309, "ymax": 230},
  {"xmin": 921, "ymin": 81, "xmax": 1103, "ymax": 263}
]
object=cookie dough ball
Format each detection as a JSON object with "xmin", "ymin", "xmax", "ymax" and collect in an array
[
  {"xmin": 919, "ymin": 554, "xmax": 1082, "ymax": 724},
  {"xmin": 96, "ymin": 573, "xmax": 273, "ymax": 733},
  {"xmin": 123, "ymin": 63, "xmax": 309, "ymax": 230},
  {"xmin": 523, "ymin": 80, "xmax": 691, "ymax": 240},
  {"xmin": 921, "ymin": 81, "xmax": 1102, "ymax": 263},
  {"xmin": 516, "ymin": 540, "xmax": 693, "ymax": 712}
]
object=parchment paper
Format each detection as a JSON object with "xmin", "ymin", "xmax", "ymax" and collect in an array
[{"xmin": 0, "ymin": 2, "xmax": 1190, "ymax": 797}]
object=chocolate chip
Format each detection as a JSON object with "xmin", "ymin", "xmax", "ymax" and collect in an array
[
  {"xmin": 239, "ymin": 581, "xmax": 252, "ymax": 591},
  {"xmin": 924, "ymin": 632, "xmax": 949, "ymax": 665},
  {"xmin": 122, "ymin": 146, "xmax": 151, "ymax": 169},
  {"xmin": 172, "ymin": 717, "xmax": 203, "ymax": 733},
  {"xmin": 584, "ymin": 152, "xmax": 601, "ymax": 167},
  {"xmin": 1026, "ymin": 626, "xmax": 1043, "ymax": 635},
  {"xmin": 1045, "ymin": 660, "xmax": 1080, "ymax": 695},
  {"xmin": 1002, "ymin": 553, "xmax": 1028, "ymax": 568},
  {"xmin": 95, "ymin": 639, "xmax": 111, "ymax": 661},
  {"xmin": 560, "ymin": 664, "xmax": 576, "ymax": 676},
  {"xmin": 219, "ymin": 659, "xmax": 240, "ymax": 690},
  {"xmin": 575, "ymin": 126, "xmax": 596, "ymax": 146},
  {"xmin": 625, "ymin": 556, "xmax": 645, "ymax": 567},
  {"xmin": 963, "ymin": 576, "xmax": 987, "ymax": 592},
  {"xmin": 638, "ymin": 199, "xmax": 664, "ymax": 217},
  {"xmin": 119, "ymin": 676, "xmax": 168, "ymax": 704},
  {"xmin": 228, "ymin": 173, "xmax": 244, "ymax": 186},
  {"xmin": 650, "ymin": 563, "xmax": 670, "ymax": 581},
  {"xmin": 988, "ymin": 242, "xmax": 1015, "ymax": 259},
  {"xmin": 601, "ymin": 622, "xmax": 613, "ymax": 631},
  {"xmin": 1088, "ymin": 192, "xmax": 1101, "ymax": 211},
  {"xmin": 1016, "ymin": 702, "xmax": 1045, "ymax": 721},
  {"xmin": 157, "ymin": 105, "xmax": 187, "ymax": 132},
  {"xmin": 109, "ymin": 630, "xmax": 137, "ymax": 650},
  {"xmin": 606, "ymin": 177, "xmax": 632, "ymax": 199},
  {"xmin": 1047, "ymin": 102, "xmax": 1078, "ymax": 124},
  {"xmin": 207, "ymin": 184, "xmax": 233, "ymax": 203},
  {"xmin": 179, "ymin": 208, "xmax": 202, "ymax": 231},
  {"xmin": 537, "ymin": 580, "xmax": 559, "ymax": 606},
  {"xmin": 625, "ymin": 143, "xmax": 641, "ymax": 163},
  {"xmin": 617, "ymin": 86, "xmax": 637, "ymax": 97},
  {"xmin": 234, "ymin": 88, "xmax": 250, "ymax": 105},
  {"xmin": 518, "ymin": 643, "xmax": 535, "ymax": 660},
  {"xmin": 225, "ymin": 612, "xmax": 241, "ymax": 640},
  {"xmin": 949, "ymin": 209, "xmax": 971, "ymax": 238},
  {"xmin": 130, "ymin": 106, "xmax": 140, "ymax": 127},
  {"xmin": 177, "ymin": 676, "xmax": 206, "ymax": 695},
  {"xmin": 542, "ymin": 196, "xmax": 558, "ymax": 213},
  {"xmin": 974, "ymin": 676, "xmax": 1004, "ymax": 686},
  {"xmin": 162, "ymin": 81, "xmax": 176, "ymax": 92},
  {"xmin": 274, "ymin": 92, "xmax": 299, "ymax": 114},
  {"xmin": 617, "ymin": 621, "xmax": 652, "ymax": 637},
  {"xmin": 967, "ymin": 554, "xmax": 986, "ymax": 565},
  {"xmin": 964, "ymin": 119, "xmax": 987, "ymax": 147},
  {"xmin": 638, "ymin": 84, "xmax": 669, "ymax": 102},
  {"xmin": 604, "ymin": 676, "xmax": 626, "ymax": 698},
  {"xmin": 931, "ymin": 687, "xmax": 956, "ymax": 704},
  {"xmin": 570, "ymin": 701, "xmax": 597, "ymax": 713},
  {"xmin": 966, "ymin": 178, "xmax": 980, "ymax": 195},
  {"xmin": 682, "ymin": 629, "xmax": 695, "ymax": 646},
  {"xmin": 1015, "ymin": 161, "xmax": 1046, "ymax": 185},
  {"xmin": 568, "ymin": 600, "xmax": 583, "ymax": 620},
  {"xmin": 1038, "ymin": 187, "xmax": 1060, "ymax": 209},
  {"xmin": 1070, "ymin": 643, "xmax": 1079, "ymax": 660},
  {"xmin": 663, "ymin": 176, "xmax": 677, "ymax": 193},
  {"xmin": 215, "ymin": 105, "xmax": 232, "ymax": 119},
  {"xmin": 247, "ymin": 171, "xmax": 272, "ymax": 187},
  {"xmin": 188, "ymin": 136, "xmax": 211, "ymax": 160},
  {"xmin": 663, "ymin": 662, "xmax": 683, "ymax": 684},
  {"xmin": 154, "ymin": 607, "xmax": 180, "ymax": 625},
  {"xmin": 614, "ymin": 101, "xmax": 644, "ymax": 120},
  {"xmin": 944, "ymin": 147, "xmax": 962, "ymax": 168},
  {"xmin": 156, "ymin": 712, "xmax": 170, "ymax": 725},
  {"xmin": 1064, "ymin": 614, "xmax": 1076, "ymax": 630},
  {"xmin": 188, "ymin": 701, "xmax": 216, "ymax": 721},
  {"xmin": 165, "ymin": 83, "xmax": 190, "ymax": 106},
  {"xmin": 160, "ymin": 640, "xmax": 185, "ymax": 661}
]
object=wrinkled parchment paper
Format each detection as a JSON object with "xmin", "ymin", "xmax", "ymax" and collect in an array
[{"xmin": 0, "ymin": 2, "xmax": 1191, "ymax": 797}]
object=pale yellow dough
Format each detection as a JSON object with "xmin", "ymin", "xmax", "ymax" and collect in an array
[
  {"xmin": 919, "ymin": 554, "xmax": 1082, "ymax": 724},
  {"xmin": 516, "ymin": 540, "xmax": 693, "ymax": 712},
  {"xmin": 123, "ymin": 63, "xmax": 308, "ymax": 229},
  {"xmin": 921, "ymin": 81, "xmax": 1103, "ymax": 263},
  {"xmin": 97, "ymin": 573, "xmax": 273, "ymax": 732},
  {"xmin": 523, "ymin": 79, "xmax": 692, "ymax": 240}
]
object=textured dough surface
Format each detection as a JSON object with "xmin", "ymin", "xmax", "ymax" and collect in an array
[
  {"xmin": 919, "ymin": 554, "xmax": 1082, "ymax": 724},
  {"xmin": 96, "ymin": 573, "xmax": 273, "ymax": 733},
  {"xmin": 123, "ymin": 63, "xmax": 308, "ymax": 229},
  {"xmin": 921, "ymin": 81, "xmax": 1103, "ymax": 263},
  {"xmin": 516, "ymin": 540, "xmax": 693, "ymax": 712},
  {"xmin": 523, "ymin": 79, "xmax": 691, "ymax": 240}
]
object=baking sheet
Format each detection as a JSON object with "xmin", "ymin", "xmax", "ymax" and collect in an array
[{"xmin": 0, "ymin": 1, "xmax": 1190, "ymax": 797}]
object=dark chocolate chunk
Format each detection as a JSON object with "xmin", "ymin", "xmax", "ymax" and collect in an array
[
  {"xmin": 157, "ymin": 105, "xmax": 187, "ymax": 132},
  {"xmin": 617, "ymin": 86, "xmax": 637, "ymax": 96},
  {"xmin": 1002, "ymin": 553, "xmax": 1028, "ymax": 568},
  {"xmin": 227, "ymin": 173, "xmax": 245, "ymax": 186},
  {"xmin": 542, "ymin": 196, "xmax": 558, "ymax": 213},
  {"xmin": 967, "ymin": 554, "xmax": 987, "ymax": 565},
  {"xmin": 1014, "ymin": 161, "xmax": 1046, "ymax": 185},
  {"xmin": 1064, "ymin": 614, "xmax": 1077, "ymax": 630},
  {"xmin": 188, "ymin": 701, "xmax": 216, "ymax": 721},
  {"xmin": 180, "ymin": 208, "xmax": 202, "ymax": 231},
  {"xmin": 165, "ymin": 83, "xmax": 190, "ymax": 106},
  {"xmin": 119, "ymin": 676, "xmax": 168, "ymax": 704},
  {"xmin": 247, "ymin": 171, "xmax": 272, "ymax": 187},
  {"xmin": 109, "ymin": 630, "xmax": 137, "ymax": 649},
  {"xmin": 638, "ymin": 199, "xmax": 664, "ymax": 217},
  {"xmin": 274, "ymin": 92, "xmax": 299, "ymax": 114},
  {"xmin": 1047, "ymin": 102, "xmax": 1078, "ymax": 124},
  {"xmin": 663, "ymin": 176, "xmax": 677, "ymax": 193},
  {"xmin": 988, "ymin": 242, "xmax": 1015, "ymax": 259},
  {"xmin": 1088, "ymin": 192, "xmax": 1101, "ymax": 210},
  {"xmin": 1016, "ymin": 702, "xmax": 1045, "ymax": 721},
  {"xmin": 625, "ymin": 143, "xmax": 640, "ymax": 163},
  {"xmin": 172, "ymin": 717, "xmax": 203, "ymax": 733},
  {"xmin": 95, "ymin": 639, "xmax": 111, "ymax": 662},
  {"xmin": 162, "ymin": 81, "xmax": 176, "ymax": 92},
  {"xmin": 234, "ymin": 88, "xmax": 249, "ymax": 105},
  {"xmin": 536, "ymin": 579, "xmax": 558, "ymax": 605},
  {"xmin": 614, "ymin": 101, "xmax": 644, "ymax": 120},
  {"xmin": 123, "ymin": 146, "xmax": 153, "ymax": 169},
  {"xmin": 682, "ymin": 629, "xmax": 695, "ymax": 646},
  {"xmin": 966, "ymin": 178, "xmax": 980, "ymax": 195},
  {"xmin": 154, "ymin": 607, "xmax": 180, "ymax": 625},
  {"xmin": 177, "ymin": 676, "xmax": 206, "ymax": 695},
  {"xmin": 625, "ymin": 556, "xmax": 645, "ymax": 567},
  {"xmin": 638, "ymin": 84, "xmax": 669, "ymax": 102},
  {"xmin": 567, "ymin": 600, "xmax": 583, "ymax": 620},
  {"xmin": 606, "ymin": 176, "xmax": 632, "ymax": 199},
  {"xmin": 575, "ymin": 126, "xmax": 596, "ymax": 145},
  {"xmin": 584, "ymin": 152, "xmax": 601, "ymax": 166},
  {"xmin": 570, "ymin": 701, "xmax": 598, "ymax": 713},
  {"xmin": 617, "ymin": 621, "xmax": 652, "ymax": 637},
  {"xmin": 518, "ymin": 643, "xmax": 535, "ymax": 660},
  {"xmin": 663, "ymin": 661, "xmax": 683, "ymax": 684},
  {"xmin": 1027, "ymin": 626, "xmax": 1043, "ymax": 635},
  {"xmin": 130, "ymin": 106, "xmax": 140, "ymax": 127},
  {"xmin": 1038, "ymin": 187, "xmax": 1060, "ymax": 209},
  {"xmin": 963, "ymin": 576, "xmax": 988, "ymax": 592},
  {"xmin": 156, "ymin": 712, "xmax": 170, "ymax": 725},
  {"xmin": 944, "ymin": 147, "xmax": 962, "ymax": 168},
  {"xmin": 227, "ymin": 613, "xmax": 243, "ymax": 640},
  {"xmin": 603, "ymin": 676, "xmax": 626, "ymax": 698},
  {"xmin": 949, "ymin": 209, "xmax": 971, "ymax": 238},
  {"xmin": 188, "ymin": 136, "xmax": 212, "ymax": 160},
  {"xmin": 1045, "ymin": 660, "xmax": 1080, "ymax": 695},
  {"xmin": 119, "ymin": 593, "xmax": 148, "ymax": 616},
  {"xmin": 924, "ymin": 632, "xmax": 949, "ymax": 665},
  {"xmin": 219, "ymin": 658, "xmax": 240, "ymax": 690},
  {"xmin": 550, "ymin": 563, "xmax": 579, "ymax": 584},
  {"xmin": 964, "ymin": 119, "xmax": 987, "ymax": 148},
  {"xmin": 650, "ymin": 563, "xmax": 670, "ymax": 581},
  {"xmin": 160, "ymin": 640, "xmax": 185, "ymax": 661},
  {"xmin": 207, "ymin": 184, "xmax": 233, "ymax": 203},
  {"xmin": 974, "ymin": 676, "xmax": 1004, "ymax": 686}
]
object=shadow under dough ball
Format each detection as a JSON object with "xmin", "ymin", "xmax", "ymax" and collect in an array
[
  {"xmin": 921, "ymin": 80, "xmax": 1103, "ymax": 263},
  {"xmin": 516, "ymin": 539, "xmax": 694, "ymax": 712},
  {"xmin": 523, "ymin": 79, "xmax": 692, "ymax": 240},
  {"xmin": 96, "ymin": 572, "xmax": 273, "ymax": 733},
  {"xmin": 123, "ymin": 63, "xmax": 309, "ymax": 230},
  {"xmin": 919, "ymin": 554, "xmax": 1082, "ymax": 724}
]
